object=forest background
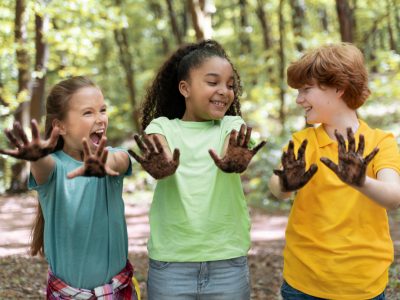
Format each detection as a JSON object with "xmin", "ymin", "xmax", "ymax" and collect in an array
[
  {"xmin": 0, "ymin": 0, "xmax": 400, "ymax": 201},
  {"xmin": 1, "ymin": 0, "xmax": 400, "ymax": 299}
]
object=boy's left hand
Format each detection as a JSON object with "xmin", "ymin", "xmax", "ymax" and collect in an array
[
  {"xmin": 67, "ymin": 137, "xmax": 119, "ymax": 179},
  {"xmin": 320, "ymin": 128, "xmax": 379, "ymax": 187},
  {"xmin": 209, "ymin": 124, "xmax": 266, "ymax": 173}
]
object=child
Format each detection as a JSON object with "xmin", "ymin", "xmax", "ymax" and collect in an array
[
  {"xmin": 0, "ymin": 76, "xmax": 139, "ymax": 299},
  {"xmin": 129, "ymin": 40, "xmax": 265, "ymax": 300},
  {"xmin": 269, "ymin": 43, "xmax": 400, "ymax": 299}
]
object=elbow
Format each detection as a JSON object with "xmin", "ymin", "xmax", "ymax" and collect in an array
[{"xmin": 388, "ymin": 201, "xmax": 400, "ymax": 210}]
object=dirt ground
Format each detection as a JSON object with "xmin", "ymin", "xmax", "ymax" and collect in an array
[{"xmin": 0, "ymin": 194, "xmax": 399, "ymax": 299}]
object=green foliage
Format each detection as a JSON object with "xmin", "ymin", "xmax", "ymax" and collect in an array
[{"xmin": 0, "ymin": 0, "xmax": 400, "ymax": 207}]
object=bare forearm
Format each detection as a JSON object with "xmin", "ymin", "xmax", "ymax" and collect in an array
[
  {"xmin": 108, "ymin": 151, "xmax": 130, "ymax": 175},
  {"xmin": 31, "ymin": 156, "xmax": 55, "ymax": 185},
  {"xmin": 268, "ymin": 174, "xmax": 292, "ymax": 200},
  {"xmin": 354, "ymin": 176, "xmax": 400, "ymax": 210}
]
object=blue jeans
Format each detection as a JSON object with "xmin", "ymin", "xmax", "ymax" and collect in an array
[
  {"xmin": 281, "ymin": 280, "xmax": 386, "ymax": 300},
  {"xmin": 147, "ymin": 256, "xmax": 250, "ymax": 300}
]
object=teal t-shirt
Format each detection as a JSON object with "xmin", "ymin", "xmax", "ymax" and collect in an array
[
  {"xmin": 145, "ymin": 116, "xmax": 251, "ymax": 262},
  {"xmin": 28, "ymin": 148, "xmax": 131, "ymax": 289}
]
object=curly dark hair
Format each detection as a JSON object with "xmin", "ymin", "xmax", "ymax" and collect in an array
[{"xmin": 140, "ymin": 40, "xmax": 242, "ymax": 131}]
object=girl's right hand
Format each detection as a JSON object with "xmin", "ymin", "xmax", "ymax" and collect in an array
[
  {"xmin": 273, "ymin": 139, "xmax": 318, "ymax": 192},
  {"xmin": 0, "ymin": 119, "xmax": 59, "ymax": 161},
  {"xmin": 128, "ymin": 134, "xmax": 180, "ymax": 180}
]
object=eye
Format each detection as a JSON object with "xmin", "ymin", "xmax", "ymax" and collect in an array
[
  {"xmin": 101, "ymin": 108, "xmax": 107, "ymax": 113},
  {"xmin": 227, "ymin": 84, "xmax": 234, "ymax": 90},
  {"xmin": 207, "ymin": 81, "xmax": 217, "ymax": 86},
  {"xmin": 83, "ymin": 111, "xmax": 92, "ymax": 116}
]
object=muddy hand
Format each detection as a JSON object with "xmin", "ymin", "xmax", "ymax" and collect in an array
[
  {"xmin": 209, "ymin": 124, "xmax": 266, "ymax": 173},
  {"xmin": 273, "ymin": 139, "xmax": 318, "ymax": 192},
  {"xmin": 67, "ymin": 137, "xmax": 119, "ymax": 178},
  {"xmin": 0, "ymin": 119, "xmax": 59, "ymax": 161},
  {"xmin": 320, "ymin": 128, "xmax": 379, "ymax": 187},
  {"xmin": 128, "ymin": 134, "xmax": 180, "ymax": 179}
]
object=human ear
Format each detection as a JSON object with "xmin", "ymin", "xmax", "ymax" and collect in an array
[
  {"xmin": 52, "ymin": 119, "xmax": 66, "ymax": 135},
  {"xmin": 335, "ymin": 88, "xmax": 344, "ymax": 98},
  {"xmin": 178, "ymin": 80, "xmax": 190, "ymax": 98}
]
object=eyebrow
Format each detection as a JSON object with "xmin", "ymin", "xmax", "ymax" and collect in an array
[
  {"xmin": 80, "ymin": 104, "xmax": 107, "ymax": 111},
  {"xmin": 205, "ymin": 73, "xmax": 234, "ymax": 80}
]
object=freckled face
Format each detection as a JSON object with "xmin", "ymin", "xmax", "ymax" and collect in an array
[
  {"xmin": 58, "ymin": 87, "xmax": 108, "ymax": 160},
  {"xmin": 180, "ymin": 56, "xmax": 235, "ymax": 121}
]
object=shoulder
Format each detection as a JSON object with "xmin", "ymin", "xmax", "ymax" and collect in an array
[
  {"xmin": 360, "ymin": 120, "xmax": 396, "ymax": 144},
  {"xmin": 145, "ymin": 117, "xmax": 174, "ymax": 134},
  {"xmin": 220, "ymin": 115, "xmax": 245, "ymax": 129}
]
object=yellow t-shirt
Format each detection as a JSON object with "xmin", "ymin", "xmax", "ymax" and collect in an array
[{"xmin": 283, "ymin": 120, "xmax": 400, "ymax": 299}]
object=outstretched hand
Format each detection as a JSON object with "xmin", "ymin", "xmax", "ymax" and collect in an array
[
  {"xmin": 67, "ymin": 137, "xmax": 119, "ymax": 179},
  {"xmin": 209, "ymin": 124, "xmax": 266, "ymax": 173},
  {"xmin": 0, "ymin": 119, "xmax": 59, "ymax": 161},
  {"xmin": 273, "ymin": 139, "xmax": 318, "ymax": 192},
  {"xmin": 320, "ymin": 128, "xmax": 379, "ymax": 187},
  {"xmin": 128, "ymin": 134, "xmax": 180, "ymax": 180}
]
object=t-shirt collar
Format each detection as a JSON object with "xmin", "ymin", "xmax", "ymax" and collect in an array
[{"xmin": 315, "ymin": 119, "xmax": 367, "ymax": 148}]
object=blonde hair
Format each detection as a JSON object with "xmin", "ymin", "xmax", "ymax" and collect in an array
[{"xmin": 287, "ymin": 43, "xmax": 370, "ymax": 109}]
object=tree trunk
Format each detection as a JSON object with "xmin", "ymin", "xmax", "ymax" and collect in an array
[
  {"xmin": 165, "ymin": 0, "xmax": 183, "ymax": 45},
  {"xmin": 238, "ymin": 0, "xmax": 251, "ymax": 54},
  {"xmin": 386, "ymin": 0, "xmax": 397, "ymax": 51},
  {"xmin": 113, "ymin": 29, "xmax": 139, "ymax": 132},
  {"xmin": 335, "ymin": 0, "xmax": 355, "ymax": 43},
  {"xmin": 148, "ymin": 1, "xmax": 170, "ymax": 55},
  {"xmin": 290, "ymin": 0, "xmax": 305, "ymax": 52},
  {"xmin": 187, "ymin": 0, "xmax": 215, "ymax": 41},
  {"xmin": 113, "ymin": 0, "xmax": 140, "ymax": 132},
  {"xmin": 255, "ymin": 0, "xmax": 272, "ymax": 50},
  {"xmin": 278, "ymin": 0, "xmax": 286, "ymax": 131},
  {"xmin": 11, "ymin": 0, "xmax": 31, "ymax": 193},
  {"xmin": 255, "ymin": 0, "xmax": 275, "ymax": 84},
  {"xmin": 30, "ymin": 9, "xmax": 49, "ymax": 123},
  {"xmin": 318, "ymin": 7, "xmax": 329, "ymax": 32}
]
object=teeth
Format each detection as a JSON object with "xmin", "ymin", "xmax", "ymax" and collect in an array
[{"xmin": 211, "ymin": 101, "xmax": 226, "ymax": 107}]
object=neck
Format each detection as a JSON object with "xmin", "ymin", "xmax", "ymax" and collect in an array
[{"xmin": 322, "ymin": 110, "xmax": 359, "ymax": 140}]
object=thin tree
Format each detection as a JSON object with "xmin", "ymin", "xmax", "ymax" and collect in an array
[
  {"xmin": 149, "ymin": 1, "xmax": 170, "ymax": 55},
  {"xmin": 386, "ymin": 0, "xmax": 397, "ymax": 52},
  {"xmin": 255, "ymin": 0, "xmax": 274, "ymax": 83},
  {"xmin": 238, "ymin": 0, "xmax": 252, "ymax": 54},
  {"xmin": 165, "ymin": 0, "xmax": 183, "ymax": 45},
  {"xmin": 290, "ymin": 0, "xmax": 306, "ymax": 52},
  {"xmin": 188, "ymin": 0, "xmax": 215, "ymax": 40},
  {"xmin": 114, "ymin": 0, "xmax": 139, "ymax": 131},
  {"xmin": 10, "ymin": 0, "xmax": 31, "ymax": 192},
  {"xmin": 30, "ymin": 3, "xmax": 49, "ymax": 123},
  {"xmin": 278, "ymin": 0, "xmax": 286, "ymax": 130},
  {"xmin": 336, "ymin": 0, "xmax": 355, "ymax": 43}
]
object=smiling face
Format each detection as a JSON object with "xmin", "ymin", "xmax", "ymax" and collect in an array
[
  {"xmin": 179, "ymin": 56, "xmax": 235, "ymax": 121},
  {"xmin": 56, "ymin": 87, "xmax": 108, "ymax": 160},
  {"xmin": 296, "ymin": 83, "xmax": 342, "ymax": 125}
]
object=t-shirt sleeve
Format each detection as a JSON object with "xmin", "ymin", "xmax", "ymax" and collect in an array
[
  {"xmin": 222, "ymin": 116, "xmax": 256, "ymax": 148},
  {"xmin": 144, "ymin": 117, "xmax": 168, "ymax": 136},
  {"xmin": 372, "ymin": 132, "xmax": 400, "ymax": 176},
  {"xmin": 28, "ymin": 154, "xmax": 57, "ymax": 192}
]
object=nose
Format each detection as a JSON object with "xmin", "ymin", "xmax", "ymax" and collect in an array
[
  {"xmin": 217, "ymin": 85, "xmax": 228, "ymax": 96},
  {"xmin": 296, "ymin": 92, "xmax": 304, "ymax": 104},
  {"xmin": 96, "ymin": 112, "xmax": 107, "ymax": 124}
]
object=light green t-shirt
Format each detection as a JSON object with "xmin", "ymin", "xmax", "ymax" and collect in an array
[{"xmin": 145, "ymin": 116, "xmax": 251, "ymax": 262}]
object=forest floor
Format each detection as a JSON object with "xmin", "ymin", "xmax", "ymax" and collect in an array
[{"xmin": 0, "ymin": 193, "xmax": 399, "ymax": 299}]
